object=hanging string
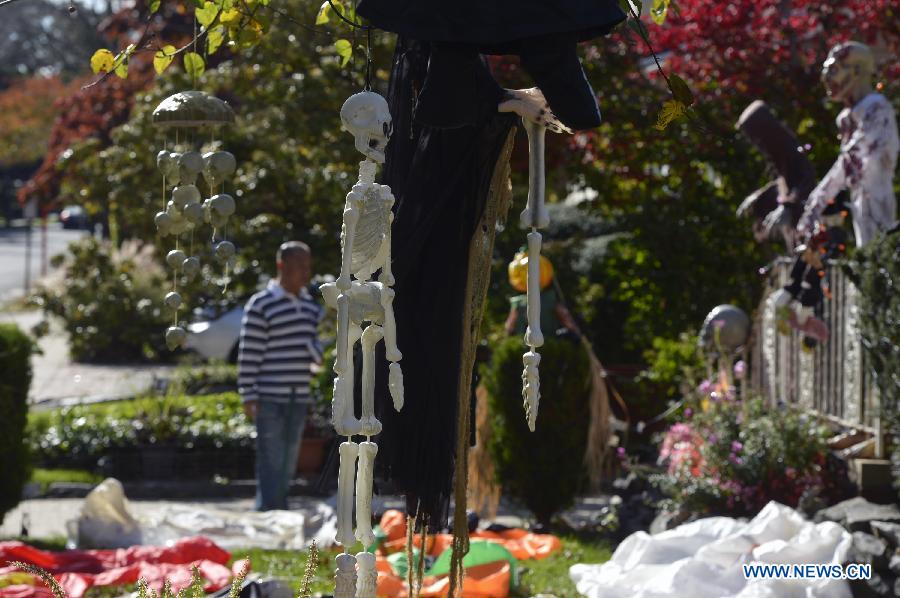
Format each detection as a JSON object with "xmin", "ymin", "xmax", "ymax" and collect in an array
[{"xmin": 364, "ymin": 26, "xmax": 373, "ymax": 91}]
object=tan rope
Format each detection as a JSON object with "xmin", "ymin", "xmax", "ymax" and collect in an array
[
  {"xmin": 467, "ymin": 383, "xmax": 501, "ymax": 518},
  {"xmin": 582, "ymin": 335, "xmax": 613, "ymax": 489},
  {"xmin": 406, "ymin": 512, "xmax": 416, "ymax": 595},
  {"xmin": 449, "ymin": 128, "xmax": 517, "ymax": 596}
]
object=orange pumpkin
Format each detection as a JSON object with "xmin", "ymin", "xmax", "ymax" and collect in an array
[{"xmin": 507, "ymin": 250, "xmax": 554, "ymax": 292}]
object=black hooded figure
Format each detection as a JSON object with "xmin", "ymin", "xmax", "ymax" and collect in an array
[{"xmin": 357, "ymin": 0, "xmax": 625, "ymax": 536}]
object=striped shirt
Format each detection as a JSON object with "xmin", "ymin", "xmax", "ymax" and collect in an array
[{"xmin": 238, "ymin": 279, "xmax": 324, "ymax": 404}]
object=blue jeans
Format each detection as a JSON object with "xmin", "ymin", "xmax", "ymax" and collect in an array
[{"xmin": 255, "ymin": 399, "xmax": 308, "ymax": 511}]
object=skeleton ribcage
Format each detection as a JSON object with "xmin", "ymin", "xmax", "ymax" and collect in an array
[{"xmin": 350, "ymin": 187, "xmax": 390, "ymax": 276}]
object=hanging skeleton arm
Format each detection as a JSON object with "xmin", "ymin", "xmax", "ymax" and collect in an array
[{"xmin": 500, "ymin": 89, "xmax": 562, "ymax": 431}]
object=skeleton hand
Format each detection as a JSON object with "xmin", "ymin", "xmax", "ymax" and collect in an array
[{"xmin": 499, "ymin": 88, "xmax": 572, "ymax": 134}]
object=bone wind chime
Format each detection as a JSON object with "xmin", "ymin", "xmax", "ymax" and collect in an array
[
  {"xmin": 321, "ymin": 90, "xmax": 404, "ymax": 598},
  {"xmin": 151, "ymin": 91, "xmax": 238, "ymax": 350}
]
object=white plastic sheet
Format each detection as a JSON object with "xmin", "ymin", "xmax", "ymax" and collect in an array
[{"xmin": 570, "ymin": 501, "xmax": 852, "ymax": 598}]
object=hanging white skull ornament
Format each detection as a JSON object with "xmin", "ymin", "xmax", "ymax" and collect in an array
[{"xmin": 340, "ymin": 91, "xmax": 393, "ymax": 164}]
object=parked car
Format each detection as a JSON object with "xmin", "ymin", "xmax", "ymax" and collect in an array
[
  {"xmin": 186, "ymin": 305, "xmax": 244, "ymax": 362},
  {"xmin": 60, "ymin": 205, "xmax": 90, "ymax": 229}
]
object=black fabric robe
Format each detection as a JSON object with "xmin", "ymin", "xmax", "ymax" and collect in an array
[
  {"xmin": 373, "ymin": 39, "xmax": 517, "ymax": 525},
  {"xmin": 358, "ymin": 0, "xmax": 625, "ymax": 131}
]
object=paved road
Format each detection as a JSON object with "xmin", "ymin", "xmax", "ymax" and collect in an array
[{"xmin": 0, "ymin": 223, "xmax": 88, "ymax": 303}]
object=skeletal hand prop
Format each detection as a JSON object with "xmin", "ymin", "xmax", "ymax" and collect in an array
[
  {"xmin": 326, "ymin": 91, "xmax": 403, "ymax": 598},
  {"xmin": 506, "ymin": 108, "xmax": 556, "ymax": 431}
]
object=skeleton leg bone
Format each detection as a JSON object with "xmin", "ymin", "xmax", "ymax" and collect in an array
[
  {"xmin": 336, "ymin": 441, "xmax": 359, "ymax": 548},
  {"xmin": 524, "ymin": 231, "xmax": 544, "ymax": 349},
  {"xmin": 519, "ymin": 119, "xmax": 550, "ymax": 229},
  {"xmin": 354, "ymin": 440, "xmax": 378, "ymax": 547},
  {"xmin": 359, "ymin": 325, "xmax": 384, "ymax": 437},
  {"xmin": 334, "ymin": 324, "xmax": 362, "ymax": 437}
]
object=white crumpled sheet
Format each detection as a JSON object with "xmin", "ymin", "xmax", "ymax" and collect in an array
[
  {"xmin": 137, "ymin": 498, "xmax": 337, "ymax": 551},
  {"xmin": 570, "ymin": 501, "xmax": 852, "ymax": 598}
]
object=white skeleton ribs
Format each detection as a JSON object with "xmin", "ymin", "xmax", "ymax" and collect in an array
[
  {"xmin": 521, "ymin": 118, "xmax": 548, "ymax": 432},
  {"xmin": 325, "ymin": 91, "xmax": 403, "ymax": 598}
]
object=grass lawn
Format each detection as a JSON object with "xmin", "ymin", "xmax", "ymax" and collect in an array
[
  {"xmin": 233, "ymin": 533, "xmax": 611, "ymax": 597},
  {"xmin": 6, "ymin": 532, "xmax": 610, "ymax": 596}
]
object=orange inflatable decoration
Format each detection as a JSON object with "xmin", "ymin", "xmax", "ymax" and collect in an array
[{"xmin": 370, "ymin": 510, "xmax": 561, "ymax": 597}]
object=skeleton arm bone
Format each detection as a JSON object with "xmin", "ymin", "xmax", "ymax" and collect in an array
[{"xmin": 337, "ymin": 194, "xmax": 361, "ymax": 291}]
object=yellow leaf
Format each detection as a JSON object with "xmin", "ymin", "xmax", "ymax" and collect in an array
[
  {"xmin": 315, "ymin": 1, "xmax": 331, "ymax": 24},
  {"xmin": 651, "ymin": 0, "xmax": 670, "ymax": 25},
  {"xmin": 184, "ymin": 52, "xmax": 205, "ymax": 78},
  {"xmin": 206, "ymin": 26, "xmax": 225, "ymax": 55},
  {"xmin": 220, "ymin": 8, "xmax": 241, "ymax": 25},
  {"xmin": 654, "ymin": 99, "xmax": 686, "ymax": 131},
  {"xmin": 153, "ymin": 45, "xmax": 176, "ymax": 75},
  {"xmin": 195, "ymin": 1, "xmax": 218, "ymax": 27},
  {"xmin": 114, "ymin": 60, "xmax": 128, "ymax": 78},
  {"xmin": 334, "ymin": 38, "xmax": 352, "ymax": 67},
  {"xmin": 90, "ymin": 49, "xmax": 115, "ymax": 74}
]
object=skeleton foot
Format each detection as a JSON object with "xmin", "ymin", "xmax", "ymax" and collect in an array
[
  {"xmin": 334, "ymin": 553, "xmax": 357, "ymax": 598},
  {"xmin": 522, "ymin": 350, "xmax": 541, "ymax": 432},
  {"xmin": 388, "ymin": 362, "xmax": 404, "ymax": 412},
  {"xmin": 355, "ymin": 552, "xmax": 377, "ymax": 598}
]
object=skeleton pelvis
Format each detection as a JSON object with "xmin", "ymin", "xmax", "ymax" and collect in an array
[{"xmin": 321, "ymin": 281, "xmax": 385, "ymax": 324}]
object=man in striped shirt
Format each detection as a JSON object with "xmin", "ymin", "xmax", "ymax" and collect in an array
[{"xmin": 238, "ymin": 241, "xmax": 324, "ymax": 510}]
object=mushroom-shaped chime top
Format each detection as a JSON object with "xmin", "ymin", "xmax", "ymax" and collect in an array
[
  {"xmin": 699, "ymin": 304, "xmax": 751, "ymax": 356},
  {"xmin": 152, "ymin": 90, "xmax": 238, "ymax": 350}
]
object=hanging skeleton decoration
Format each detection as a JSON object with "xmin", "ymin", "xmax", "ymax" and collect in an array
[
  {"xmin": 519, "ymin": 118, "xmax": 550, "ymax": 432},
  {"xmin": 320, "ymin": 90, "xmax": 402, "ymax": 598},
  {"xmin": 152, "ymin": 91, "xmax": 237, "ymax": 350}
]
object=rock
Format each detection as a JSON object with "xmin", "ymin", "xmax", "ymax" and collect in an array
[
  {"xmin": 871, "ymin": 521, "xmax": 900, "ymax": 549},
  {"xmin": 889, "ymin": 554, "xmax": 900, "ymax": 576},
  {"xmin": 815, "ymin": 497, "xmax": 900, "ymax": 532},
  {"xmin": 850, "ymin": 532, "xmax": 890, "ymax": 572},
  {"xmin": 612, "ymin": 472, "xmax": 648, "ymax": 496}
]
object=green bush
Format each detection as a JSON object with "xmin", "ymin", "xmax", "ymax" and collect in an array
[
  {"xmin": 0, "ymin": 324, "xmax": 33, "ymax": 524},
  {"xmin": 842, "ymin": 231, "xmax": 900, "ymax": 492},
  {"xmin": 31, "ymin": 237, "xmax": 169, "ymax": 363},
  {"xmin": 482, "ymin": 335, "xmax": 591, "ymax": 524}
]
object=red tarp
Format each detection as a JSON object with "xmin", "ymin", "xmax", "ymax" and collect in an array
[{"xmin": 0, "ymin": 537, "xmax": 247, "ymax": 598}]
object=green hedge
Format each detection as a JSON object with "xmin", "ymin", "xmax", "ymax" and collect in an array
[
  {"xmin": 0, "ymin": 324, "xmax": 33, "ymax": 524},
  {"xmin": 482, "ymin": 335, "xmax": 591, "ymax": 524},
  {"xmin": 27, "ymin": 393, "xmax": 254, "ymax": 471},
  {"xmin": 843, "ymin": 230, "xmax": 900, "ymax": 492}
]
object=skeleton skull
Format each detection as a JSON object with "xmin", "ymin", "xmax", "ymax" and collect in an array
[{"xmin": 340, "ymin": 91, "xmax": 392, "ymax": 163}]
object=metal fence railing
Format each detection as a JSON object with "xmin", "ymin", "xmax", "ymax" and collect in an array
[{"xmin": 749, "ymin": 258, "xmax": 882, "ymax": 456}]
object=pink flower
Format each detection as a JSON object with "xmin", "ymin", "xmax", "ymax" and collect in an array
[
  {"xmin": 617, "ymin": 447, "xmax": 627, "ymax": 459},
  {"xmin": 733, "ymin": 360, "xmax": 746, "ymax": 379},
  {"xmin": 684, "ymin": 408, "xmax": 693, "ymax": 419},
  {"xmin": 731, "ymin": 441, "xmax": 743, "ymax": 452},
  {"xmin": 698, "ymin": 380, "xmax": 713, "ymax": 395}
]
